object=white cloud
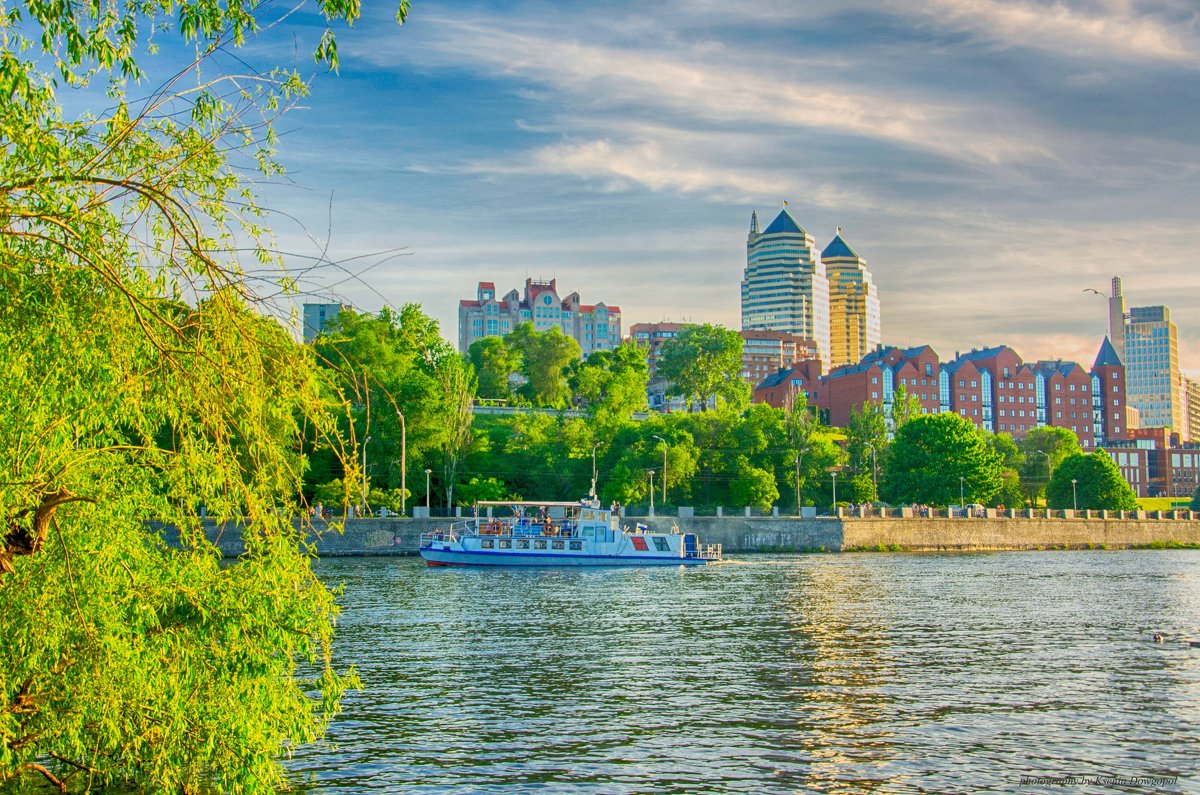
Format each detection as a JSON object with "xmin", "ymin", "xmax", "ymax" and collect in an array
[{"xmin": 907, "ymin": 0, "xmax": 1200, "ymax": 63}]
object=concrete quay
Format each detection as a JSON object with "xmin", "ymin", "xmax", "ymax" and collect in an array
[{"xmin": 175, "ymin": 511, "xmax": 1200, "ymax": 557}]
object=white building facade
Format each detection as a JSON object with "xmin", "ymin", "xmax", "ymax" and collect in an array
[
  {"xmin": 458, "ymin": 278, "xmax": 621, "ymax": 356},
  {"xmin": 741, "ymin": 208, "xmax": 831, "ymax": 367}
]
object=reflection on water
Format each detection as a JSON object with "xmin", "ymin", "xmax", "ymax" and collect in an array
[{"xmin": 291, "ymin": 552, "xmax": 1200, "ymax": 794}]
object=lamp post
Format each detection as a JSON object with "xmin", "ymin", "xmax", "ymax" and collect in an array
[
  {"xmin": 831, "ymin": 471, "xmax": 838, "ymax": 514},
  {"xmin": 395, "ymin": 410, "xmax": 406, "ymax": 517},
  {"xmin": 647, "ymin": 469, "xmax": 656, "ymax": 513},
  {"xmin": 425, "ymin": 468, "xmax": 432, "ymax": 512},
  {"xmin": 361, "ymin": 436, "xmax": 371, "ymax": 516},
  {"xmin": 1072, "ymin": 478, "xmax": 1078, "ymax": 512},
  {"xmin": 652, "ymin": 435, "xmax": 667, "ymax": 505},
  {"xmin": 590, "ymin": 441, "xmax": 604, "ymax": 498},
  {"xmin": 865, "ymin": 442, "xmax": 878, "ymax": 502},
  {"xmin": 794, "ymin": 451, "xmax": 804, "ymax": 516},
  {"xmin": 959, "ymin": 476, "xmax": 965, "ymax": 510}
]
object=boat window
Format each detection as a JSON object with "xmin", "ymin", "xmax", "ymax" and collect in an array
[
  {"xmin": 653, "ymin": 537, "xmax": 669, "ymax": 552},
  {"xmin": 517, "ymin": 540, "xmax": 530, "ymax": 550},
  {"xmin": 534, "ymin": 539, "xmax": 547, "ymax": 550},
  {"xmin": 552, "ymin": 540, "xmax": 565, "ymax": 550},
  {"xmin": 631, "ymin": 537, "xmax": 649, "ymax": 552},
  {"xmin": 499, "ymin": 539, "xmax": 512, "ymax": 549},
  {"xmin": 569, "ymin": 540, "xmax": 583, "ymax": 551},
  {"xmin": 481, "ymin": 539, "xmax": 495, "ymax": 549},
  {"xmin": 581, "ymin": 510, "xmax": 593, "ymax": 520}
]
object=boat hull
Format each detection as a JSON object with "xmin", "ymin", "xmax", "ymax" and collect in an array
[{"xmin": 420, "ymin": 547, "xmax": 711, "ymax": 567}]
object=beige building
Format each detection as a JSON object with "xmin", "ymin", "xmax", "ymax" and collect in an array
[
  {"xmin": 1184, "ymin": 376, "xmax": 1200, "ymax": 442},
  {"xmin": 822, "ymin": 229, "xmax": 881, "ymax": 369},
  {"xmin": 458, "ymin": 279, "xmax": 621, "ymax": 356}
]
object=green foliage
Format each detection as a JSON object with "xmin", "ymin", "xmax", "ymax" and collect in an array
[
  {"xmin": 312, "ymin": 306, "xmax": 453, "ymax": 494},
  {"xmin": 846, "ymin": 402, "xmax": 886, "ymax": 499},
  {"xmin": 889, "ymin": 383, "xmax": 922, "ymax": 429},
  {"xmin": 1017, "ymin": 426, "xmax": 1083, "ymax": 507},
  {"xmin": 731, "ymin": 461, "xmax": 779, "ymax": 510},
  {"xmin": 657, "ymin": 324, "xmax": 747, "ymax": 412},
  {"xmin": 456, "ymin": 476, "xmax": 518, "ymax": 506},
  {"xmin": 883, "ymin": 413, "xmax": 1003, "ymax": 506},
  {"xmin": 568, "ymin": 343, "xmax": 650, "ymax": 426},
  {"xmin": 468, "ymin": 336, "xmax": 520, "ymax": 401},
  {"xmin": 0, "ymin": 2, "xmax": 407, "ymax": 790},
  {"xmin": 507, "ymin": 323, "xmax": 581, "ymax": 407},
  {"xmin": 1192, "ymin": 487, "xmax": 1200, "ymax": 511},
  {"xmin": 1046, "ymin": 451, "xmax": 1139, "ymax": 511}
]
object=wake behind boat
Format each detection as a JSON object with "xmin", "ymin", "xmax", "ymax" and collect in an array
[{"xmin": 419, "ymin": 498, "xmax": 722, "ymax": 567}]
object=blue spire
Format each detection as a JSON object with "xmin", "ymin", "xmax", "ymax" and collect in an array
[
  {"xmin": 822, "ymin": 228, "xmax": 860, "ymax": 259},
  {"xmin": 1093, "ymin": 336, "xmax": 1123, "ymax": 368},
  {"xmin": 762, "ymin": 208, "xmax": 805, "ymax": 235}
]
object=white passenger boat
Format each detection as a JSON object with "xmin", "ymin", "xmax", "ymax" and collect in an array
[{"xmin": 419, "ymin": 498, "xmax": 722, "ymax": 567}]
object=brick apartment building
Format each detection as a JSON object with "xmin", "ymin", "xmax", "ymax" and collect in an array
[{"xmin": 753, "ymin": 337, "xmax": 1129, "ymax": 450}]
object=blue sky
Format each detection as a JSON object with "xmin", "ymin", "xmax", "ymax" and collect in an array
[{"xmin": 231, "ymin": 0, "xmax": 1197, "ymax": 374}]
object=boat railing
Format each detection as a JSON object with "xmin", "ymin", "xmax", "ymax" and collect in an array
[
  {"xmin": 454, "ymin": 517, "xmax": 581, "ymax": 538},
  {"xmin": 692, "ymin": 543, "xmax": 722, "ymax": 561}
]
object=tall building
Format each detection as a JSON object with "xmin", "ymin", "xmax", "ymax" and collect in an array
[
  {"xmin": 1183, "ymin": 376, "xmax": 1200, "ymax": 442},
  {"xmin": 822, "ymin": 229, "xmax": 881, "ymax": 369},
  {"xmin": 1124, "ymin": 304, "xmax": 1181, "ymax": 431},
  {"xmin": 741, "ymin": 208, "xmax": 831, "ymax": 366},
  {"xmin": 1107, "ymin": 276, "xmax": 1127, "ymax": 363},
  {"xmin": 1091, "ymin": 336, "xmax": 1128, "ymax": 446},
  {"xmin": 302, "ymin": 302, "xmax": 350, "ymax": 343},
  {"xmin": 458, "ymin": 279, "xmax": 621, "ymax": 357}
]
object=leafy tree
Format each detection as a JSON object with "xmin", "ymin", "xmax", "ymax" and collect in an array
[
  {"xmin": 846, "ymin": 402, "xmax": 887, "ymax": 501},
  {"xmin": 731, "ymin": 461, "xmax": 779, "ymax": 510},
  {"xmin": 890, "ymin": 383, "xmax": 923, "ymax": 429},
  {"xmin": 435, "ymin": 354, "xmax": 477, "ymax": 509},
  {"xmin": 468, "ymin": 336, "xmax": 520, "ymax": 401},
  {"xmin": 987, "ymin": 432, "xmax": 1023, "ymax": 507},
  {"xmin": 782, "ymin": 391, "xmax": 840, "ymax": 509},
  {"xmin": 313, "ymin": 306, "xmax": 451, "ymax": 498},
  {"xmin": 1046, "ymin": 451, "xmax": 1138, "ymax": 511},
  {"xmin": 456, "ymin": 476, "xmax": 519, "ymax": 506},
  {"xmin": 883, "ymin": 413, "xmax": 1003, "ymax": 506},
  {"xmin": 1017, "ymin": 426, "xmax": 1083, "ymax": 507},
  {"xmin": 0, "ymin": 2, "xmax": 406, "ymax": 791},
  {"xmin": 568, "ymin": 342, "xmax": 649, "ymax": 426},
  {"xmin": 507, "ymin": 323, "xmax": 581, "ymax": 407},
  {"xmin": 657, "ymin": 324, "xmax": 747, "ymax": 412}
]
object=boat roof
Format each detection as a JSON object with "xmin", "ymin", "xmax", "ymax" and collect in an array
[{"xmin": 474, "ymin": 500, "xmax": 597, "ymax": 508}]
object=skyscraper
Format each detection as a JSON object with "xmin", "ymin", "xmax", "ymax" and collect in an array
[
  {"xmin": 822, "ymin": 229, "xmax": 881, "ymax": 369},
  {"xmin": 741, "ymin": 208, "xmax": 830, "ymax": 366},
  {"xmin": 1124, "ymin": 304, "xmax": 1181, "ymax": 431}
]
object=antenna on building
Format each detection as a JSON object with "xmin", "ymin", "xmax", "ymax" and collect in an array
[{"xmin": 750, "ymin": 211, "xmax": 759, "ymax": 235}]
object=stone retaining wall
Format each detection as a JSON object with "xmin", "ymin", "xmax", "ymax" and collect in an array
[{"xmin": 174, "ymin": 515, "xmax": 1200, "ymax": 557}]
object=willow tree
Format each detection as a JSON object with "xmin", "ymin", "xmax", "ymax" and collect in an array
[{"xmin": 1, "ymin": 2, "xmax": 405, "ymax": 792}]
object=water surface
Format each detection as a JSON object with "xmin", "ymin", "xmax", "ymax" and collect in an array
[{"xmin": 292, "ymin": 552, "xmax": 1200, "ymax": 793}]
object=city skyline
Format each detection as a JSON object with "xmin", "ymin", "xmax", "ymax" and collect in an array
[{"xmin": 193, "ymin": 1, "xmax": 1197, "ymax": 376}]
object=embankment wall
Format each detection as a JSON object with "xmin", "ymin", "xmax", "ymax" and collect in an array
[{"xmin": 170, "ymin": 515, "xmax": 1200, "ymax": 556}]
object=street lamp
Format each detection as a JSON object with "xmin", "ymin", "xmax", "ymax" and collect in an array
[
  {"xmin": 647, "ymin": 469, "xmax": 656, "ymax": 513},
  {"xmin": 865, "ymin": 442, "xmax": 878, "ymax": 503},
  {"xmin": 794, "ymin": 450, "xmax": 804, "ymax": 516},
  {"xmin": 652, "ymin": 435, "xmax": 667, "ymax": 505},
  {"xmin": 395, "ymin": 410, "xmax": 406, "ymax": 517},
  {"xmin": 590, "ymin": 441, "xmax": 604, "ymax": 498},
  {"xmin": 361, "ymin": 436, "xmax": 371, "ymax": 516},
  {"xmin": 831, "ymin": 471, "xmax": 838, "ymax": 514},
  {"xmin": 959, "ymin": 476, "xmax": 965, "ymax": 510},
  {"xmin": 1072, "ymin": 478, "xmax": 1078, "ymax": 512},
  {"xmin": 425, "ymin": 468, "xmax": 432, "ymax": 512}
]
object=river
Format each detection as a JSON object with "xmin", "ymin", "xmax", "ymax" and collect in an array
[{"xmin": 290, "ymin": 551, "xmax": 1199, "ymax": 794}]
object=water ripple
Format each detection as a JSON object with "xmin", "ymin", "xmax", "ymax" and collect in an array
[{"xmin": 290, "ymin": 551, "xmax": 1200, "ymax": 794}]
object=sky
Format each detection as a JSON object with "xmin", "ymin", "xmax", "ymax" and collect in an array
[{"xmin": 224, "ymin": 0, "xmax": 1197, "ymax": 374}]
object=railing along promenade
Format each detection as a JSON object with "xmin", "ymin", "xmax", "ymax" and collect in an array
[{"xmin": 162, "ymin": 506, "xmax": 1200, "ymax": 557}]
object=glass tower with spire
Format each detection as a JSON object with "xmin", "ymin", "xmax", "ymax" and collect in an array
[
  {"xmin": 822, "ymin": 228, "xmax": 881, "ymax": 368},
  {"xmin": 741, "ymin": 207, "xmax": 830, "ymax": 367}
]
